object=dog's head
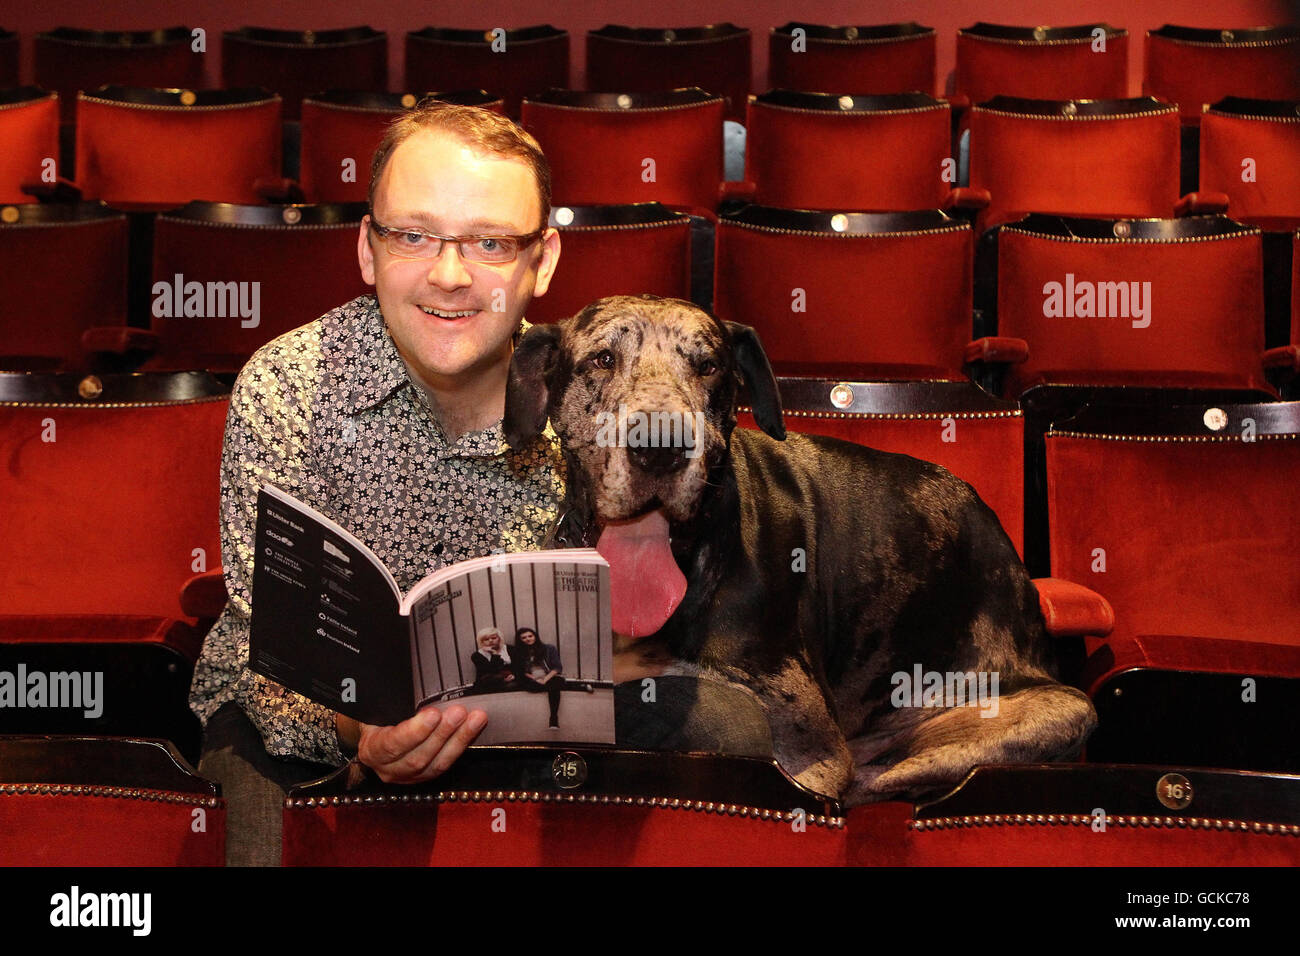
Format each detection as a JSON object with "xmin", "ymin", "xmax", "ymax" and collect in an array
[{"xmin": 504, "ymin": 295, "xmax": 784, "ymax": 635}]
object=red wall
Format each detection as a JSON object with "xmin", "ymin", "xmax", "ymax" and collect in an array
[{"xmin": 7, "ymin": 0, "xmax": 1297, "ymax": 96}]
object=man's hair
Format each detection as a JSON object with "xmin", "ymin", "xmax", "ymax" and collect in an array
[{"xmin": 368, "ymin": 99, "xmax": 552, "ymax": 228}]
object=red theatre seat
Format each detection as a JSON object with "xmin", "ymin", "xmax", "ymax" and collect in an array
[
  {"xmin": 847, "ymin": 765, "xmax": 1300, "ymax": 865},
  {"xmin": 221, "ymin": 25, "xmax": 387, "ymax": 122},
  {"xmin": 0, "ymin": 372, "xmax": 229, "ymax": 758},
  {"xmin": 75, "ymin": 86, "xmax": 281, "ymax": 208},
  {"xmin": 522, "ymin": 88, "xmax": 725, "ymax": 213},
  {"xmin": 736, "ymin": 378, "xmax": 1025, "ymax": 556},
  {"xmin": 0, "ymin": 202, "xmax": 127, "ymax": 372},
  {"xmin": 954, "ymin": 23, "xmax": 1128, "ymax": 106},
  {"xmin": 91, "ymin": 201, "xmax": 369, "ymax": 373},
  {"xmin": 406, "ymin": 25, "xmax": 569, "ymax": 119},
  {"xmin": 1199, "ymin": 97, "xmax": 1300, "ymax": 231},
  {"xmin": 1047, "ymin": 400, "xmax": 1300, "ymax": 773},
  {"xmin": 714, "ymin": 206, "xmax": 975, "ymax": 381},
  {"xmin": 586, "ymin": 23, "xmax": 750, "ymax": 123},
  {"xmin": 529, "ymin": 203, "xmax": 692, "ymax": 324},
  {"xmin": 300, "ymin": 90, "xmax": 504, "ymax": 203},
  {"xmin": 34, "ymin": 25, "xmax": 204, "ymax": 125},
  {"xmin": 1145, "ymin": 24, "xmax": 1300, "ymax": 126},
  {"xmin": 767, "ymin": 22, "xmax": 936, "ymax": 97},
  {"xmin": 965, "ymin": 96, "xmax": 1184, "ymax": 233},
  {"xmin": 0, "ymin": 88, "xmax": 59, "ymax": 203},
  {"xmin": 743, "ymin": 91, "xmax": 953, "ymax": 211},
  {"xmin": 975, "ymin": 214, "xmax": 1271, "ymax": 399},
  {"xmin": 0, "ymin": 737, "xmax": 224, "ymax": 866}
]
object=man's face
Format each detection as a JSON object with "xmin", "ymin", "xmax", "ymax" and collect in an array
[{"xmin": 358, "ymin": 128, "xmax": 560, "ymax": 393}]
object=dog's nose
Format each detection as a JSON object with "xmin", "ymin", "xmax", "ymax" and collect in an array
[{"xmin": 628, "ymin": 443, "xmax": 688, "ymax": 476}]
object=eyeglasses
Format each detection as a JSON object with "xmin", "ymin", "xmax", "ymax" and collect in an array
[{"xmin": 368, "ymin": 215, "xmax": 545, "ymax": 264}]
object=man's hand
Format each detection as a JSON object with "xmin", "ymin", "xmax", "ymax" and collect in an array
[{"xmin": 337, "ymin": 706, "xmax": 487, "ymax": 784}]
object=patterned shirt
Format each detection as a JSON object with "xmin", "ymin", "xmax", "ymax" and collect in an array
[{"xmin": 188, "ymin": 294, "xmax": 566, "ymax": 765}]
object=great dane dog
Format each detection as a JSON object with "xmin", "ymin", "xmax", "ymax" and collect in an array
[{"xmin": 504, "ymin": 295, "xmax": 1096, "ymax": 805}]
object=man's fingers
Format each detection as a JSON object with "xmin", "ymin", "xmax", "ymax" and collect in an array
[
  {"xmin": 362, "ymin": 706, "xmax": 487, "ymax": 783},
  {"xmin": 417, "ymin": 708, "xmax": 488, "ymax": 780},
  {"xmin": 359, "ymin": 707, "xmax": 444, "ymax": 767}
]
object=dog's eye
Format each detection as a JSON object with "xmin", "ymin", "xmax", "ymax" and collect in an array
[
  {"xmin": 592, "ymin": 350, "xmax": 615, "ymax": 370},
  {"xmin": 698, "ymin": 359, "xmax": 719, "ymax": 376}
]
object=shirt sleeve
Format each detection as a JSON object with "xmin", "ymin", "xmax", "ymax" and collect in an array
[{"xmin": 188, "ymin": 334, "xmax": 347, "ymax": 767}]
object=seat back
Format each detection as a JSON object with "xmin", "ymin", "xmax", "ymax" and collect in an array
[
  {"xmin": 34, "ymin": 26, "xmax": 204, "ymax": 125},
  {"xmin": 586, "ymin": 23, "xmax": 750, "ymax": 122},
  {"xmin": 969, "ymin": 96, "xmax": 1182, "ymax": 232},
  {"xmin": 0, "ymin": 737, "xmax": 224, "ymax": 866},
  {"xmin": 521, "ymin": 89, "xmax": 724, "ymax": 211},
  {"xmin": 149, "ymin": 201, "xmax": 370, "ymax": 372},
  {"xmin": 768, "ymin": 21, "xmax": 935, "ymax": 96},
  {"xmin": 75, "ymin": 86, "xmax": 281, "ymax": 207},
  {"xmin": 955, "ymin": 23, "xmax": 1128, "ymax": 104},
  {"xmin": 992, "ymin": 214, "xmax": 1268, "ymax": 396},
  {"xmin": 1199, "ymin": 97, "xmax": 1300, "ymax": 228},
  {"xmin": 744, "ymin": 91, "xmax": 951, "ymax": 211},
  {"xmin": 0, "ymin": 372, "xmax": 227, "ymax": 619},
  {"xmin": 715, "ymin": 206, "xmax": 973, "ymax": 380},
  {"xmin": 405, "ymin": 25, "xmax": 569, "ymax": 119},
  {"xmin": 1145, "ymin": 25, "xmax": 1300, "ymax": 124},
  {"xmin": 529, "ymin": 203, "xmax": 692, "ymax": 323},
  {"xmin": 736, "ymin": 378, "xmax": 1025, "ymax": 555},
  {"xmin": 0, "ymin": 29, "xmax": 17, "ymax": 86},
  {"xmin": 221, "ymin": 25, "xmax": 387, "ymax": 121},
  {"xmin": 300, "ymin": 90, "xmax": 504, "ymax": 203},
  {"xmin": 1046, "ymin": 400, "xmax": 1300, "ymax": 647},
  {"xmin": 0, "ymin": 202, "xmax": 128, "ymax": 371},
  {"xmin": 0, "ymin": 88, "xmax": 59, "ymax": 203}
]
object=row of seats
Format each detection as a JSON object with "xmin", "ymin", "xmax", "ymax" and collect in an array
[
  {"xmin": 4, "ymin": 201, "xmax": 1296, "ymax": 395},
  {"xmin": 5, "ymin": 85, "xmax": 1298, "ymax": 229},
  {"xmin": 2, "ymin": 372, "xmax": 1297, "ymax": 789},
  {"xmin": 4, "ymin": 21, "xmax": 1299, "ymax": 121}
]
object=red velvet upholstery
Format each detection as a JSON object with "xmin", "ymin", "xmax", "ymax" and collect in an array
[
  {"xmin": 955, "ymin": 26, "xmax": 1128, "ymax": 105},
  {"xmin": 586, "ymin": 25, "xmax": 750, "ymax": 123},
  {"xmin": 744, "ymin": 93, "xmax": 952, "ymax": 211},
  {"xmin": 768, "ymin": 24, "xmax": 935, "ymax": 96},
  {"xmin": 146, "ymin": 206, "xmax": 370, "ymax": 372},
  {"xmin": 991, "ymin": 219, "xmax": 1269, "ymax": 397},
  {"xmin": 0, "ymin": 91, "xmax": 59, "ymax": 203},
  {"xmin": 1145, "ymin": 27, "xmax": 1300, "ymax": 125},
  {"xmin": 521, "ymin": 92, "xmax": 725, "ymax": 212},
  {"xmin": 735, "ymin": 379, "xmax": 1025, "ymax": 556},
  {"xmin": 968, "ymin": 99, "xmax": 1182, "ymax": 232},
  {"xmin": 0, "ymin": 204, "xmax": 128, "ymax": 371},
  {"xmin": 0, "ymin": 392, "xmax": 227, "ymax": 618},
  {"xmin": 1033, "ymin": 577, "xmax": 1115, "ymax": 638},
  {"xmin": 406, "ymin": 26, "xmax": 569, "ymax": 119},
  {"xmin": 34, "ymin": 27, "xmax": 204, "ymax": 125},
  {"xmin": 75, "ymin": 90, "xmax": 281, "ymax": 207},
  {"xmin": 221, "ymin": 27, "xmax": 387, "ymax": 121},
  {"xmin": 846, "ymin": 797, "xmax": 1300, "ymax": 865},
  {"xmin": 0, "ymin": 737, "xmax": 224, "ymax": 866},
  {"xmin": 714, "ymin": 210, "xmax": 974, "ymax": 380},
  {"xmin": 283, "ymin": 795, "xmax": 846, "ymax": 865},
  {"xmin": 1047, "ymin": 429, "xmax": 1299, "ymax": 650},
  {"xmin": 528, "ymin": 206, "xmax": 691, "ymax": 324},
  {"xmin": 1083, "ymin": 634, "xmax": 1300, "ymax": 699},
  {"xmin": 1199, "ymin": 103, "xmax": 1300, "ymax": 228}
]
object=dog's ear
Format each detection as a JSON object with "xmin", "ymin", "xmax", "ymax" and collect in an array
[
  {"xmin": 725, "ymin": 321, "xmax": 786, "ymax": 440},
  {"xmin": 505, "ymin": 322, "xmax": 563, "ymax": 448}
]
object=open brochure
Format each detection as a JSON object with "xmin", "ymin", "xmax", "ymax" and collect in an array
[{"xmin": 248, "ymin": 484, "xmax": 615, "ymax": 745}]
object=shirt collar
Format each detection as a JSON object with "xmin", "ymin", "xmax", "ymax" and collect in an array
[{"xmin": 330, "ymin": 295, "xmax": 539, "ymax": 458}]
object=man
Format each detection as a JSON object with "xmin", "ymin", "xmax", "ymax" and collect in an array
[{"xmin": 188, "ymin": 102, "xmax": 563, "ymax": 864}]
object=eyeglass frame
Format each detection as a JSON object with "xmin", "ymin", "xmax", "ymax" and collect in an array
[{"xmin": 366, "ymin": 213, "xmax": 547, "ymax": 264}]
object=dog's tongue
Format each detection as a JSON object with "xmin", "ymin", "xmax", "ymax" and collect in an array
[{"xmin": 596, "ymin": 509, "xmax": 687, "ymax": 638}]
